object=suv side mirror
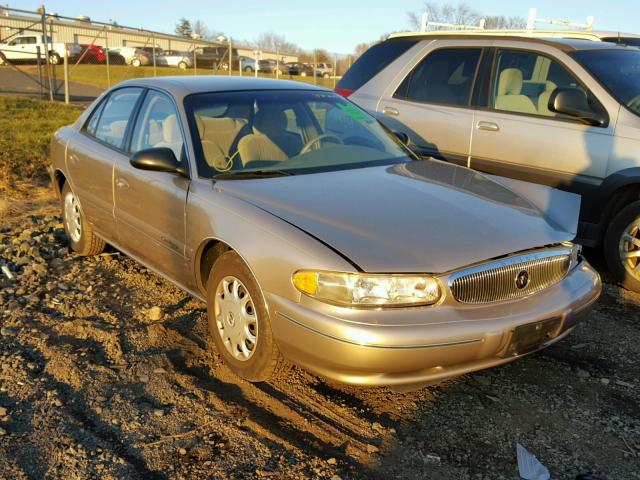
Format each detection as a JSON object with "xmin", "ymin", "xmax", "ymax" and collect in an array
[
  {"xmin": 549, "ymin": 88, "xmax": 607, "ymax": 126},
  {"xmin": 130, "ymin": 147, "xmax": 188, "ymax": 177}
]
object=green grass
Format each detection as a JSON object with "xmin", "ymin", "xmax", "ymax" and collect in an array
[
  {"xmin": 0, "ymin": 96, "xmax": 80, "ymax": 192},
  {"xmin": 23, "ymin": 64, "xmax": 337, "ymax": 90}
]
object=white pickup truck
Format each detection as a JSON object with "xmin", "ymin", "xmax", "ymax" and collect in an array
[{"xmin": 0, "ymin": 34, "xmax": 81, "ymax": 65}]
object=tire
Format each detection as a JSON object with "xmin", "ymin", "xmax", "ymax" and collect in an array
[
  {"xmin": 244, "ymin": 66, "xmax": 253, "ymax": 73},
  {"xmin": 178, "ymin": 61, "xmax": 187, "ymax": 70},
  {"xmin": 206, "ymin": 251, "xmax": 287, "ymax": 382},
  {"xmin": 300, "ymin": 71, "xmax": 307, "ymax": 77},
  {"xmin": 323, "ymin": 72, "xmax": 330, "ymax": 78},
  {"xmin": 48, "ymin": 52, "xmax": 60, "ymax": 65},
  {"xmin": 61, "ymin": 183, "xmax": 105, "ymax": 256},
  {"xmin": 604, "ymin": 200, "xmax": 640, "ymax": 292},
  {"xmin": 0, "ymin": 53, "xmax": 6, "ymax": 66},
  {"xmin": 131, "ymin": 58, "xmax": 141, "ymax": 67}
]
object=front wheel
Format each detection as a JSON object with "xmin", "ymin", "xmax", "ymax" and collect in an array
[
  {"xmin": 604, "ymin": 200, "xmax": 640, "ymax": 292},
  {"xmin": 48, "ymin": 52, "xmax": 60, "ymax": 65},
  {"xmin": 61, "ymin": 183, "xmax": 105, "ymax": 256},
  {"xmin": 206, "ymin": 251, "xmax": 287, "ymax": 382},
  {"xmin": 244, "ymin": 66, "xmax": 253, "ymax": 73},
  {"xmin": 0, "ymin": 53, "xmax": 6, "ymax": 66},
  {"xmin": 131, "ymin": 58, "xmax": 141, "ymax": 67},
  {"xmin": 178, "ymin": 61, "xmax": 187, "ymax": 70},
  {"xmin": 323, "ymin": 72, "xmax": 330, "ymax": 78}
]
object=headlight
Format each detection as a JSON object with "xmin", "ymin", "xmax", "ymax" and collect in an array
[{"xmin": 292, "ymin": 271, "xmax": 442, "ymax": 308}]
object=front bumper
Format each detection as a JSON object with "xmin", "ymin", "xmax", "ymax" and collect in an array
[{"xmin": 268, "ymin": 260, "xmax": 601, "ymax": 386}]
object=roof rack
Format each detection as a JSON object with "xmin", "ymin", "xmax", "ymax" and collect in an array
[
  {"xmin": 526, "ymin": 7, "xmax": 594, "ymax": 32},
  {"xmin": 419, "ymin": 12, "xmax": 485, "ymax": 31}
]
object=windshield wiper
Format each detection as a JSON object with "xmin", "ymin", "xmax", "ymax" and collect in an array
[{"xmin": 213, "ymin": 169, "xmax": 294, "ymax": 180}]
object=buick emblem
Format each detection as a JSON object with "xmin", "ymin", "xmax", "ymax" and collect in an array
[{"xmin": 515, "ymin": 270, "xmax": 529, "ymax": 289}]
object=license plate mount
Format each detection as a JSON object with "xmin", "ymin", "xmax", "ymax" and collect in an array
[{"xmin": 502, "ymin": 317, "xmax": 562, "ymax": 357}]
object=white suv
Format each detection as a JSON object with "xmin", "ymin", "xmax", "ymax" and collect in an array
[{"xmin": 337, "ymin": 33, "xmax": 640, "ymax": 291}]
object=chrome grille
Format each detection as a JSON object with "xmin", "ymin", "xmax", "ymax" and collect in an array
[{"xmin": 449, "ymin": 249, "xmax": 571, "ymax": 304}]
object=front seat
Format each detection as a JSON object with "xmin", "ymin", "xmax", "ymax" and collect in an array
[
  {"xmin": 237, "ymin": 107, "xmax": 302, "ymax": 165},
  {"xmin": 494, "ymin": 68, "xmax": 537, "ymax": 114},
  {"xmin": 153, "ymin": 114, "xmax": 183, "ymax": 160},
  {"xmin": 537, "ymin": 81, "xmax": 558, "ymax": 117}
]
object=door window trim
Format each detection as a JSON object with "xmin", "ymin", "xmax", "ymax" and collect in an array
[
  {"xmin": 392, "ymin": 46, "xmax": 485, "ymax": 110},
  {"xmin": 80, "ymin": 86, "xmax": 146, "ymax": 154},
  {"xmin": 480, "ymin": 46, "xmax": 609, "ymax": 127}
]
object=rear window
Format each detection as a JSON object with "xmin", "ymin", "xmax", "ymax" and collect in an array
[{"xmin": 337, "ymin": 39, "xmax": 418, "ymax": 92}]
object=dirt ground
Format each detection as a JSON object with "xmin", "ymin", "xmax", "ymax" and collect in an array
[{"xmin": 0, "ymin": 188, "xmax": 639, "ymax": 480}]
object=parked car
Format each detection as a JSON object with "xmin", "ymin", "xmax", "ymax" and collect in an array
[
  {"xmin": 242, "ymin": 59, "xmax": 288, "ymax": 75},
  {"xmin": 194, "ymin": 46, "xmax": 238, "ymax": 70},
  {"xmin": 77, "ymin": 44, "xmax": 105, "ymax": 64},
  {"xmin": 156, "ymin": 50, "xmax": 193, "ymax": 70},
  {"xmin": 0, "ymin": 34, "xmax": 81, "ymax": 65},
  {"xmin": 49, "ymin": 76, "xmax": 600, "ymax": 386},
  {"xmin": 316, "ymin": 62, "xmax": 334, "ymax": 78},
  {"xmin": 286, "ymin": 62, "xmax": 314, "ymax": 77},
  {"xmin": 339, "ymin": 33, "xmax": 640, "ymax": 292},
  {"xmin": 107, "ymin": 47, "xmax": 151, "ymax": 67}
]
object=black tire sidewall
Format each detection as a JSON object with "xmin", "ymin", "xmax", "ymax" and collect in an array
[
  {"xmin": 206, "ymin": 251, "xmax": 279, "ymax": 382},
  {"xmin": 49, "ymin": 53, "xmax": 60, "ymax": 64},
  {"xmin": 604, "ymin": 200, "xmax": 640, "ymax": 292}
]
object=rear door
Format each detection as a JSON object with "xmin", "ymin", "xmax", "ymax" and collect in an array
[
  {"xmin": 114, "ymin": 89, "xmax": 191, "ymax": 284},
  {"xmin": 66, "ymin": 87, "xmax": 144, "ymax": 240},
  {"xmin": 375, "ymin": 44, "xmax": 484, "ymax": 165},
  {"xmin": 469, "ymin": 43, "xmax": 617, "ymax": 211}
]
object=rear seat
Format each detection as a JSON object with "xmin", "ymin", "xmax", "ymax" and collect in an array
[{"xmin": 195, "ymin": 116, "xmax": 248, "ymax": 170}]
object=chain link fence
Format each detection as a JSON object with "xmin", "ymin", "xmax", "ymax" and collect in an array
[{"xmin": 0, "ymin": 6, "xmax": 351, "ymax": 104}]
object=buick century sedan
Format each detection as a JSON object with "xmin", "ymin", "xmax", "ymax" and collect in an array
[{"xmin": 49, "ymin": 76, "xmax": 601, "ymax": 386}]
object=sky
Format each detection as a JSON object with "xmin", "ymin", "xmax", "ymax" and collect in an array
[{"xmin": 11, "ymin": 0, "xmax": 640, "ymax": 54}]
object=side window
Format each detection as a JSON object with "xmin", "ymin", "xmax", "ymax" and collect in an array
[
  {"xmin": 492, "ymin": 49, "xmax": 587, "ymax": 117},
  {"xmin": 130, "ymin": 91, "xmax": 184, "ymax": 161},
  {"xmin": 25, "ymin": 37, "xmax": 37, "ymax": 45},
  {"xmin": 93, "ymin": 87, "xmax": 143, "ymax": 148},
  {"xmin": 85, "ymin": 97, "xmax": 107, "ymax": 136},
  {"xmin": 397, "ymin": 48, "xmax": 482, "ymax": 107}
]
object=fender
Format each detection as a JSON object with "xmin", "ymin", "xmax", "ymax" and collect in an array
[{"xmin": 598, "ymin": 167, "xmax": 640, "ymax": 201}]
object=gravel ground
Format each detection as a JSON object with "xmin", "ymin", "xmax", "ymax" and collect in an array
[{"xmin": 0, "ymin": 190, "xmax": 639, "ymax": 480}]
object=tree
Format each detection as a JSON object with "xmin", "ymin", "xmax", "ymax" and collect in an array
[
  {"xmin": 253, "ymin": 32, "xmax": 299, "ymax": 54},
  {"xmin": 192, "ymin": 19, "xmax": 210, "ymax": 39},
  {"xmin": 407, "ymin": 1, "xmax": 525, "ymax": 30},
  {"xmin": 175, "ymin": 18, "xmax": 193, "ymax": 38}
]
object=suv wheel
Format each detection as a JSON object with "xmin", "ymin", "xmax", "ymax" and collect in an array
[
  {"xmin": 244, "ymin": 66, "xmax": 253, "ymax": 73},
  {"xmin": 48, "ymin": 52, "xmax": 60, "ymax": 65},
  {"xmin": 323, "ymin": 72, "xmax": 330, "ymax": 78},
  {"xmin": 206, "ymin": 251, "xmax": 287, "ymax": 382},
  {"xmin": 131, "ymin": 58, "xmax": 141, "ymax": 67},
  {"xmin": 61, "ymin": 183, "xmax": 105, "ymax": 256},
  {"xmin": 178, "ymin": 61, "xmax": 187, "ymax": 70},
  {"xmin": 604, "ymin": 200, "xmax": 640, "ymax": 292}
]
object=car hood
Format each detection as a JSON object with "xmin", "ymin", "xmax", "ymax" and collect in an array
[{"xmin": 218, "ymin": 160, "xmax": 578, "ymax": 273}]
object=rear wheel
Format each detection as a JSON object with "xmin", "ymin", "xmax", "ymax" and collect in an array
[
  {"xmin": 178, "ymin": 61, "xmax": 187, "ymax": 70},
  {"xmin": 244, "ymin": 66, "xmax": 253, "ymax": 73},
  {"xmin": 206, "ymin": 251, "xmax": 287, "ymax": 382},
  {"xmin": 131, "ymin": 57, "xmax": 141, "ymax": 67},
  {"xmin": 61, "ymin": 183, "xmax": 105, "ymax": 256},
  {"xmin": 0, "ymin": 53, "xmax": 6, "ymax": 66},
  {"xmin": 323, "ymin": 72, "xmax": 330, "ymax": 78},
  {"xmin": 604, "ymin": 200, "xmax": 640, "ymax": 292}
]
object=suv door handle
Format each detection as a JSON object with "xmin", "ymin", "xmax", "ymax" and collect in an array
[
  {"xmin": 477, "ymin": 121, "xmax": 499, "ymax": 132},
  {"xmin": 382, "ymin": 106, "xmax": 399, "ymax": 116}
]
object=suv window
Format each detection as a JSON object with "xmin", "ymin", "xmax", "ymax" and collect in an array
[
  {"xmin": 130, "ymin": 91, "xmax": 184, "ymax": 161},
  {"xmin": 396, "ymin": 48, "xmax": 481, "ymax": 106},
  {"xmin": 337, "ymin": 39, "xmax": 418, "ymax": 92},
  {"xmin": 93, "ymin": 87, "xmax": 143, "ymax": 149},
  {"xmin": 491, "ymin": 49, "xmax": 587, "ymax": 117}
]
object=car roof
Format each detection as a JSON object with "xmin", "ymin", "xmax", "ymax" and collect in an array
[
  {"xmin": 387, "ymin": 31, "xmax": 635, "ymax": 52},
  {"xmin": 116, "ymin": 76, "xmax": 328, "ymax": 99}
]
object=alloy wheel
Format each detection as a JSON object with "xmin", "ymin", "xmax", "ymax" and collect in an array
[
  {"xmin": 63, "ymin": 190, "xmax": 82, "ymax": 243},
  {"xmin": 619, "ymin": 219, "xmax": 640, "ymax": 281},
  {"xmin": 214, "ymin": 276, "xmax": 258, "ymax": 361}
]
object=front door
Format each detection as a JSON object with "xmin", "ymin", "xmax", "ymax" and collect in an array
[{"xmin": 113, "ymin": 89, "xmax": 191, "ymax": 284}]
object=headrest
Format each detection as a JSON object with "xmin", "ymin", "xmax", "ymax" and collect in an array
[
  {"xmin": 254, "ymin": 107, "xmax": 287, "ymax": 134},
  {"xmin": 497, "ymin": 68, "xmax": 524, "ymax": 96},
  {"xmin": 162, "ymin": 114, "xmax": 181, "ymax": 143},
  {"xmin": 196, "ymin": 116, "xmax": 247, "ymax": 138}
]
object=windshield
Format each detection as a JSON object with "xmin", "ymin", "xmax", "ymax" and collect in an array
[
  {"xmin": 184, "ymin": 90, "xmax": 412, "ymax": 177},
  {"xmin": 601, "ymin": 37, "xmax": 640, "ymax": 48},
  {"xmin": 572, "ymin": 48, "xmax": 640, "ymax": 116}
]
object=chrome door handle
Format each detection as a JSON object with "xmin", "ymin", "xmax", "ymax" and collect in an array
[
  {"xmin": 477, "ymin": 121, "xmax": 499, "ymax": 132},
  {"xmin": 115, "ymin": 177, "xmax": 129, "ymax": 189},
  {"xmin": 382, "ymin": 106, "xmax": 399, "ymax": 116}
]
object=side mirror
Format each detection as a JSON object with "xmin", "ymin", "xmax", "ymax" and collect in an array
[
  {"xmin": 393, "ymin": 131, "xmax": 409, "ymax": 145},
  {"xmin": 130, "ymin": 147, "xmax": 188, "ymax": 177},
  {"xmin": 549, "ymin": 88, "xmax": 606, "ymax": 126}
]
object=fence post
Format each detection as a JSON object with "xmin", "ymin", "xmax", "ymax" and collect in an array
[
  {"xmin": 63, "ymin": 50, "xmax": 69, "ymax": 104},
  {"xmin": 36, "ymin": 46, "xmax": 44, "ymax": 98},
  {"xmin": 193, "ymin": 41, "xmax": 197, "ymax": 75},
  {"xmin": 104, "ymin": 30, "xmax": 111, "ymax": 88},
  {"xmin": 39, "ymin": 5, "xmax": 53, "ymax": 101},
  {"xmin": 152, "ymin": 33, "xmax": 157, "ymax": 76},
  {"xmin": 333, "ymin": 52, "xmax": 337, "ymax": 88},
  {"xmin": 49, "ymin": 19, "xmax": 57, "ymax": 94},
  {"xmin": 276, "ymin": 47, "xmax": 279, "ymax": 79},
  {"xmin": 313, "ymin": 50, "xmax": 317, "ymax": 85},
  {"xmin": 228, "ymin": 38, "xmax": 232, "ymax": 76}
]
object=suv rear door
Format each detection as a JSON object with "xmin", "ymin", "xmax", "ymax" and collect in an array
[{"xmin": 469, "ymin": 41, "xmax": 618, "ymax": 236}]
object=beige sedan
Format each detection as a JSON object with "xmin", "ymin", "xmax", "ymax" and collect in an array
[{"xmin": 49, "ymin": 76, "xmax": 601, "ymax": 387}]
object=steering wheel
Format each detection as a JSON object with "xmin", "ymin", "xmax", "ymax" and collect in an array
[{"xmin": 300, "ymin": 134, "xmax": 344, "ymax": 154}]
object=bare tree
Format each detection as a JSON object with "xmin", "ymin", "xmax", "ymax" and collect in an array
[
  {"xmin": 192, "ymin": 20, "xmax": 210, "ymax": 39},
  {"xmin": 253, "ymin": 32, "xmax": 299, "ymax": 54},
  {"xmin": 407, "ymin": 2, "xmax": 525, "ymax": 30}
]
